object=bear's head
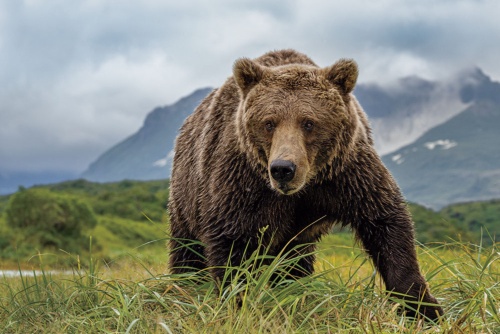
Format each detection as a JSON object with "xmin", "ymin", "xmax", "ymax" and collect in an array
[{"xmin": 233, "ymin": 58, "xmax": 360, "ymax": 195}]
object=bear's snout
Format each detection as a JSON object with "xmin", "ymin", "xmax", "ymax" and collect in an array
[{"xmin": 270, "ymin": 159, "xmax": 296, "ymax": 183}]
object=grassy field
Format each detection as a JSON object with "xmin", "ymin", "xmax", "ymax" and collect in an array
[
  {"xmin": 1, "ymin": 235, "xmax": 499, "ymax": 333},
  {"xmin": 0, "ymin": 181, "xmax": 498, "ymax": 332}
]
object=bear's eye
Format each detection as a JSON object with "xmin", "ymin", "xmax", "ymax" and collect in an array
[
  {"xmin": 303, "ymin": 120, "xmax": 314, "ymax": 131},
  {"xmin": 264, "ymin": 121, "xmax": 275, "ymax": 132}
]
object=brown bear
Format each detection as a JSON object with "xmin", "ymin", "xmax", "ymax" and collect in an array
[{"xmin": 168, "ymin": 49, "xmax": 443, "ymax": 320}]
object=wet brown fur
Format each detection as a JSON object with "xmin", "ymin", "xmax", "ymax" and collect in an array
[{"xmin": 168, "ymin": 49, "xmax": 443, "ymax": 320}]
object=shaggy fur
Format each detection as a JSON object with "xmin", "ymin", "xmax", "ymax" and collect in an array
[{"xmin": 168, "ymin": 49, "xmax": 443, "ymax": 319}]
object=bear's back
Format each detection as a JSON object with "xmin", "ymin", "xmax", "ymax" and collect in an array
[{"xmin": 254, "ymin": 49, "xmax": 317, "ymax": 68}]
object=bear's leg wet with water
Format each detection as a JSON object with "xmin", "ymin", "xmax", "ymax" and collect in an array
[
  {"xmin": 353, "ymin": 211, "xmax": 443, "ymax": 319},
  {"xmin": 168, "ymin": 207, "xmax": 207, "ymax": 273},
  {"xmin": 339, "ymin": 151, "xmax": 444, "ymax": 320}
]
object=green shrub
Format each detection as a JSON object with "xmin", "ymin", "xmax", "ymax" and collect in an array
[{"xmin": 4, "ymin": 188, "xmax": 97, "ymax": 251}]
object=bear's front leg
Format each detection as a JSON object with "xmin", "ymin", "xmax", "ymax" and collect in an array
[
  {"xmin": 204, "ymin": 234, "xmax": 255, "ymax": 288},
  {"xmin": 353, "ymin": 209, "xmax": 443, "ymax": 320},
  {"xmin": 336, "ymin": 149, "xmax": 444, "ymax": 320},
  {"xmin": 169, "ymin": 237, "xmax": 207, "ymax": 274}
]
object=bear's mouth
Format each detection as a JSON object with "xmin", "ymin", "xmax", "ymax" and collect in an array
[
  {"xmin": 272, "ymin": 181, "xmax": 301, "ymax": 195},
  {"xmin": 278, "ymin": 183, "xmax": 292, "ymax": 194}
]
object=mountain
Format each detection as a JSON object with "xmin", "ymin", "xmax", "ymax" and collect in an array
[
  {"xmin": 382, "ymin": 69, "xmax": 500, "ymax": 209},
  {"xmin": 81, "ymin": 68, "xmax": 499, "ymax": 212},
  {"xmin": 356, "ymin": 75, "xmax": 468, "ymax": 155},
  {"xmin": 81, "ymin": 88, "xmax": 212, "ymax": 182},
  {"xmin": 82, "ymin": 72, "xmax": 470, "ymax": 182}
]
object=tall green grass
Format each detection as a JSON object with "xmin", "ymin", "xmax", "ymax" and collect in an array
[{"xmin": 1, "ymin": 238, "xmax": 499, "ymax": 333}]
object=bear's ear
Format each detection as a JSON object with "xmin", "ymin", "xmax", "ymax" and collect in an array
[
  {"xmin": 233, "ymin": 58, "xmax": 264, "ymax": 96},
  {"xmin": 323, "ymin": 59, "xmax": 358, "ymax": 94}
]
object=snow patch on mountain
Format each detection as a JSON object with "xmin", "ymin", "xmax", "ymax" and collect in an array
[
  {"xmin": 424, "ymin": 140, "xmax": 458, "ymax": 150},
  {"xmin": 153, "ymin": 150, "xmax": 175, "ymax": 168},
  {"xmin": 391, "ymin": 154, "xmax": 405, "ymax": 165}
]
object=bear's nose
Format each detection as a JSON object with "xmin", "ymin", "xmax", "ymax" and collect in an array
[{"xmin": 270, "ymin": 160, "xmax": 296, "ymax": 182}]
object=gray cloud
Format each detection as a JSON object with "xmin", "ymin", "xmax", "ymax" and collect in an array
[{"xmin": 1, "ymin": 0, "xmax": 499, "ymax": 174}]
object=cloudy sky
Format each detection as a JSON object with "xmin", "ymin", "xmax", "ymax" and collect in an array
[{"xmin": 1, "ymin": 0, "xmax": 499, "ymax": 176}]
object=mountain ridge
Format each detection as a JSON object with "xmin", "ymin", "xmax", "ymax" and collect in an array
[
  {"xmin": 82, "ymin": 69, "xmax": 480, "ymax": 182},
  {"xmin": 81, "ymin": 87, "xmax": 212, "ymax": 182},
  {"xmin": 68, "ymin": 68, "xmax": 500, "ymax": 208},
  {"xmin": 382, "ymin": 72, "xmax": 500, "ymax": 209}
]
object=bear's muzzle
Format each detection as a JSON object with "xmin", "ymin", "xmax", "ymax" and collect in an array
[{"xmin": 269, "ymin": 159, "xmax": 303, "ymax": 194}]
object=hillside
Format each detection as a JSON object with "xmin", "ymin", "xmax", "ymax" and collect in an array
[
  {"xmin": 382, "ymin": 70, "xmax": 500, "ymax": 209},
  {"xmin": 0, "ymin": 179, "xmax": 497, "ymax": 269},
  {"xmin": 0, "ymin": 179, "xmax": 170, "ymax": 268}
]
